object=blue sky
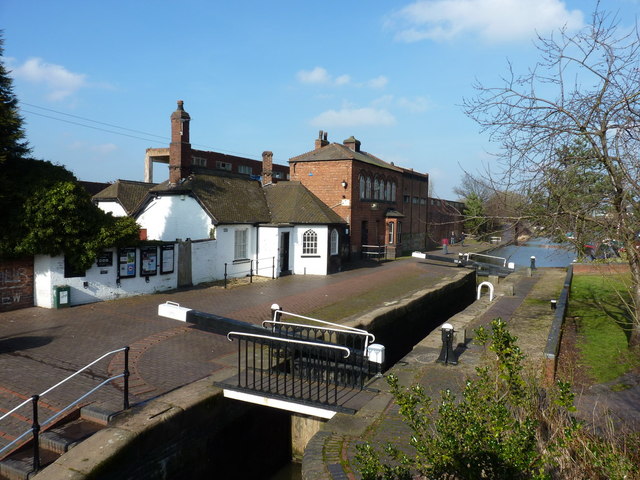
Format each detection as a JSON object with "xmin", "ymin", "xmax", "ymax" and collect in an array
[{"xmin": 3, "ymin": 0, "xmax": 638, "ymax": 199}]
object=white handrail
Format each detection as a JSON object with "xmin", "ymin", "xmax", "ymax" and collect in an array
[
  {"xmin": 39, "ymin": 347, "xmax": 128, "ymax": 398},
  {"xmin": 273, "ymin": 310, "xmax": 375, "ymax": 342},
  {"xmin": 226, "ymin": 331, "xmax": 351, "ymax": 358},
  {"xmin": 262, "ymin": 320, "xmax": 375, "ymax": 343}
]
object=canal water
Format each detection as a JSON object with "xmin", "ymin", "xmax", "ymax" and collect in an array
[{"xmin": 488, "ymin": 238, "xmax": 576, "ymax": 268}]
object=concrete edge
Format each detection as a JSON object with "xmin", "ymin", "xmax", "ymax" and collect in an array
[{"xmin": 32, "ymin": 376, "xmax": 224, "ymax": 480}]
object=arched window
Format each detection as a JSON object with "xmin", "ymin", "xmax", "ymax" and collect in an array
[
  {"xmin": 330, "ymin": 229, "xmax": 339, "ymax": 255},
  {"xmin": 359, "ymin": 175, "xmax": 365, "ymax": 200},
  {"xmin": 385, "ymin": 181, "xmax": 392, "ymax": 201},
  {"xmin": 302, "ymin": 229, "xmax": 318, "ymax": 255},
  {"xmin": 391, "ymin": 182, "xmax": 397, "ymax": 202},
  {"xmin": 373, "ymin": 178, "xmax": 380, "ymax": 200},
  {"xmin": 365, "ymin": 177, "xmax": 372, "ymax": 199}
]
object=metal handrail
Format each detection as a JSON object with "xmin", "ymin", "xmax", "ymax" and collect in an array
[
  {"xmin": 466, "ymin": 252, "xmax": 508, "ymax": 267},
  {"xmin": 271, "ymin": 310, "xmax": 375, "ymax": 342},
  {"xmin": 227, "ymin": 331, "xmax": 351, "ymax": 358},
  {"xmin": 0, "ymin": 347, "xmax": 130, "ymax": 472}
]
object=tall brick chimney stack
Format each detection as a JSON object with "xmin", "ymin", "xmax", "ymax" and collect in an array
[
  {"xmin": 169, "ymin": 100, "xmax": 192, "ymax": 184},
  {"xmin": 344, "ymin": 135, "xmax": 361, "ymax": 152},
  {"xmin": 262, "ymin": 151, "xmax": 274, "ymax": 186},
  {"xmin": 314, "ymin": 130, "xmax": 329, "ymax": 150}
]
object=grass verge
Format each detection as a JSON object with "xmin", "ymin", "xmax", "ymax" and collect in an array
[{"xmin": 568, "ymin": 273, "xmax": 639, "ymax": 383}]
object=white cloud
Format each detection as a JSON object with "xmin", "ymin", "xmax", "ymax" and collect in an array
[
  {"xmin": 367, "ymin": 75, "xmax": 388, "ymax": 88},
  {"xmin": 11, "ymin": 57, "xmax": 89, "ymax": 101},
  {"xmin": 297, "ymin": 66, "xmax": 332, "ymax": 84},
  {"xmin": 389, "ymin": 0, "xmax": 584, "ymax": 43},
  {"xmin": 297, "ymin": 68, "xmax": 388, "ymax": 89},
  {"xmin": 311, "ymin": 107, "xmax": 396, "ymax": 128},
  {"xmin": 397, "ymin": 96, "xmax": 430, "ymax": 112}
]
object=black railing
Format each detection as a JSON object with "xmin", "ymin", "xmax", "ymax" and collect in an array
[
  {"xmin": 224, "ymin": 257, "xmax": 276, "ymax": 288},
  {"xmin": 262, "ymin": 310, "xmax": 381, "ymax": 384},
  {"xmin": 361, "ymin": 244, "xmax": 386, "ymax": 261},
  {"xmin": 0, "ymin": 347, "xmax": 130, "ymax": 474},
  {"xmin": 227, "ymin": 331, "xmax": 365, "ymax": 409}
]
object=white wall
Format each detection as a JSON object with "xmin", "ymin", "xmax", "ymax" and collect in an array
[
  {"xmin": 34, "ymin": 247, "xmax": 178, "ymax": 308},
  {"xmin": 191, "ymin": 239, "xmax": 221, "ymax": 284},
  {"xmin": 214, "ymin": 224, "xmax": 256, "ymax": 279},
  {"xmin": 136, "ymin": 196, "xmax": 213, "ymax": 241},
  {"xmin": 257, "ymin": 226, "xmax": 283, "ymax": 278},
  {"xmin": 96, "ymin": 200, "xmax": 127, "ymax": 217},
  {"xmin": 292, "ymin": 226, "xmax": 329, "ymax": 276}
]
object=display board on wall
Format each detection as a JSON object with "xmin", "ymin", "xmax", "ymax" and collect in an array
[
  {"xmin": 97, "ymin": 251, "xmax": 113, "ymax": 267},
  {"xmin": 118, "ymin": 247, "xmax": 136, "ymax": 278},
  {"xmin": 160, "ymin": 244, "xmax": 175, "ymax": 274},
  {"xmin": 140, "ymin": 246, "xmax": 158, "ymax": 276}
]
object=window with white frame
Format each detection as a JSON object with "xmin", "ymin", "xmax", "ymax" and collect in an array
[
  {"xmin": 387, "ymin": 222, "xmax": 395, "ymax": 244},
  {"xmin": 302, "ymin": 229, "xmax": 318, "ymax": 255},
  {"xmin": 330, "ymin": 229, "xmax": 339, "ymax": 255},
  {"xmin": 234, "ymin": 228, "xmax": 248, "ymax": 260}
]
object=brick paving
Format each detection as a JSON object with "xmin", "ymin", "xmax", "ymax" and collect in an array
[{"xmin": 0, "ymin": 248, "xmax": 475, "ymax": 452}]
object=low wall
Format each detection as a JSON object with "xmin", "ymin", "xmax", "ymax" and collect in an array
[{"xmin": 0, "ymin": 258, "xmax": 34, "ymax": 312}]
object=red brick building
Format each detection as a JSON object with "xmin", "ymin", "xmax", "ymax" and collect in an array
[
  {"xmin": 144, "ymin": 101, "xmax": 289, "ymax": 183},
  {"xmin": 289, "ymin": 132, "xmax": 429, "ymax": 259}
]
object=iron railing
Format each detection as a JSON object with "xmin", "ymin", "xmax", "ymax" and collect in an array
[
  {"xmin": 0, "ymin": 347, "xmax": 130, "ymax": 473},
  {"xmin": 226, "ymin": 331, "xmax": 364, "ymax": 409},
  {"xmin": 263, "ymin": 309, "xmax": 380, "ymax": 383}
]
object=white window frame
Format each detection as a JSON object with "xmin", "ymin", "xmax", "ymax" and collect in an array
[
  {"xmin": 234, "ymin": 228, "xmax": 248, "ymax": 260},
  {"xmin": 330, "ymin": 229, "xmax": 339, "ymax": 255},
  {"xmin": 302, "ymin": 229, "xmax": 318, "ymax": 255}
]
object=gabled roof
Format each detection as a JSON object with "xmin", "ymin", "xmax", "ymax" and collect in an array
[
  {"xmin": 93, "ymin": 180, "xmax": 157, "ymax": 214},
  {"xmin": 289, "ymin": 143, "xmax": 403, "ymax": 173},
  {"xmin": 264, "ymin": 182, "xmax": 346, "ymax": 225},
  {"xmin": 146, "ymin": 172, "xmax": 271, "ymax": 224}
]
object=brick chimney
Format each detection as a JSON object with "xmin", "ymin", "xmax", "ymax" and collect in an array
[
  {"xmin": 262, "ymin": 151, "xmax": 274, "ymax": 186},
  {"xmin": 344, "ymin": 136, "xmax": 361, "ymax": 152},
  {"xmin": 169, "ymin": 100, "xmax": 192, "ymax": 184},
  {"xmin": 315, "ymin": 130, "xmax": 329, "ymax": 150}
]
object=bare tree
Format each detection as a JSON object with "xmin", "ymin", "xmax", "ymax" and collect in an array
[{"xmin": 464, "ymin": 9, "xmax": 640, "ymax": 344}]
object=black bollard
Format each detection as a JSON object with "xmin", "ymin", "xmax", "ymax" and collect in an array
[{"xmin": 436, "ymin": 323, "xmax": 458, "ymax": 365}]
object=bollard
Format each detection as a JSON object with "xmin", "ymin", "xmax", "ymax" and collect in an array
[
  {"xmin": 436, "ymin": 323, "xmax": 458, "ymax": 365},
  {"xmin": 550, "ymin": 299, "xmax": 557, "ymax": 310},
  {"xmin": 530, "ymin": 256, "xmax": 536, "ymax": 269}
]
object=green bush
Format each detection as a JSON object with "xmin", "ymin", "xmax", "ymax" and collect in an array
[{"xmin": 356, "ymin": 319, "xmax": 638, "ymax": 479}]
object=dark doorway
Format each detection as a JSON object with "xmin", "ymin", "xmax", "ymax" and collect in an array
[
  {"xmin": 361, "ymin": 220, "xmax": 368, "ymax": 245},
  {"xmin": 279, "ymin": 232, "xmax": 291, "ymax": 275}
]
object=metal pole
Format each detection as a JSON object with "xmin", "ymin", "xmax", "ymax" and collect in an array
[
  {"xmin": 272, "ymin": 256, "xmax": 275, "ymax": 279},
  {"xmin": 250, "ymin": 260, "xmax": 253, "ymax": 283},
  {"xmin": 224, "ymin": 263, "xmax": 228, "ymax": 288},
  {"xmin": 123, "ymin": 346, "xmax": 130, "ymax": 410},
  {"xmin": 31, "ymin": 395, "xmax": 40, "ymax": 473}
]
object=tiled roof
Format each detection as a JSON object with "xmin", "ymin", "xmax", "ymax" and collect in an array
[
  {"xmin": 264, "ymin": 182, "xmax": 346, "ymax": 225},
  {"xmin": 289, "ymin": 143, "xmax": 403, "ymax": 173},
  {"xmin": 93, "ymin": 180, "xmax": 156, "ymax": 214},
  {"xmin": 148, "ymin": 173, "xmax": 271, "ymax": 224}
]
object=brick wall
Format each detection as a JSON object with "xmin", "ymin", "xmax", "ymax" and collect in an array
[
  {"xmin": 0, "ymin": 258, "xmax": 34, "ymax": 312},
  {"xmin": 291, "ymin": 159, "xmax": 430, "ymax": 257}
]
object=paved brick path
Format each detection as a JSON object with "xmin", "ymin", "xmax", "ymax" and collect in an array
[{"xmin": 0, "ymin": 250, "xmax": 471, "ymax": 451}]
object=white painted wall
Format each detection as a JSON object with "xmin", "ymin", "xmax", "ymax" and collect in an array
[
  {"xmin": 95, "ymin": 200, "xmax": 127, "ymax": 217},
  {"xmin": 257, "ymin": 226, "xmax": 283, "ymax": 278},
  {"xmin": 191, "ymin": 239, "xmax": 221, "ymax": 284},
  {"xmin": 34, "ymin": 247, "xmax": 178, "ymax": 308},
  {"xmin": 214, "ymin": 224, "xmax": 257, "ymax": 279},
  {"xmin": 136, "ymin": 196, "xmax": 213, "ymax": 242},
  {"xmin": 292, "ymin": 226, "xmax": 329, "ymax": 276}
]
